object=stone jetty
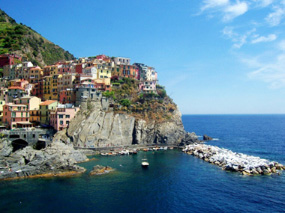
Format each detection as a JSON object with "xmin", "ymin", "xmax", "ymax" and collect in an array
[{"xmin": 183, "ymin": 144, "xmax": 285, "ymax": 175}]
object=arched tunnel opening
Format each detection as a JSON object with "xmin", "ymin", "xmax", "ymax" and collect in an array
[
  {"xmin": 12, "ymin": 139, "xmax": 28, "ymax": 152},
  {"xmin": 34, "ymin": 140, "xmax": 46, "ymax": 150}
]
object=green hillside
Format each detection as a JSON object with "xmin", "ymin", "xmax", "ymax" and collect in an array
[{"xmin": 0, "ymin": 9, "xmax": 75, "ymax": 66}]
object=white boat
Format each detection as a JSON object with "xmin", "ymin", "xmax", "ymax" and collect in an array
[
  {"xmin": 141, "ymin": 159, "xmax": 149, "ymax": 167},
  {"xmin": 164, "ymin": 147, "xmax": 168, "ymax": 150}
]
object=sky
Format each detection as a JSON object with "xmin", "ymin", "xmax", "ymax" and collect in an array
[{"xmin": 1, "ymin": 0, "xmax": 285, "ymax": 114}]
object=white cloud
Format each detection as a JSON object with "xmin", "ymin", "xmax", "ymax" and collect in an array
[
  {"xmin": 253, "ymin": 0, "xmax": 274, "ymax": 8},
  {"xmin": 223, "ymin": 26, "xmax": 256, "ymax": 48},
  {"xmin": 223, "ymin": 1, "xmax": 249, "ymax": 21},
  {"xmin": 278, "ymin": 40, "xmax": 285, "ymax": 51},
  {"xmin": 201, "ymin": 0, "xmax": 229, "ymax": 11},
  {"xmin": 265, "ymin": 4, "xmax": 285, "ymax": 26},
  {"xmin": 251, "ymin": 34, "xmax": 277, "ymax": 43},
  {"xmin": 201, "ymin": 0, "xmax": 249, "ymax": 21},
  {"xmin": 244, "ymin": 52, "xmax": 285, "ymax": 89}
]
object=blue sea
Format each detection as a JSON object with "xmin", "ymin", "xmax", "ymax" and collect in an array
[{"xmin": 0, "ymin": 115, "xmax": 285, "ymax": 212}]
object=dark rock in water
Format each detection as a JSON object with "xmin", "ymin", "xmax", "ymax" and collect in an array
[
  {"xmin": 90, "ymin": 165, "xmax": 114, "ymax": 175},
  {"xmin": 203, "ymin": 135, "xmax": 213, "ymax": 141}
]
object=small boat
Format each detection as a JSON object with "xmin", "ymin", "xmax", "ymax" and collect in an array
[
  {"xmin": 153, "ymin": 147, "xmax": 159, "ymax": 151},
  {"xmin": 141, "ymin": 159, "xmax": 149, "ymax": 167},
  {"xmin": 143, "ymin": 148, "xmax": 148, "ymax": 152},
  {"xmin": 164, "ymin": 147, "xmax": 168, "ymax": 150},
  {"xmin": 169, "ymin": 147, "xmax": 174, "ymax": 150}
]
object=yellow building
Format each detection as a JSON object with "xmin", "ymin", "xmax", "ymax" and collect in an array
[
  {"xmin": 43, "ymin": 76, "xmax": 52, "ymax": 100},
  {"xmin": 13, "ymin": 96, "xmax": 41, "ymax": 110},
  {"xmin": 96, "ymin": 64, "xmax": 111, "ymax": 85},
  {"xmin": 51, "ymin": 74, "xmax": 61, "ymax": 100},
  {"xmin": 50, "ymin": 65, "xmax": 58, "ymax": 76},
  {"xmin": 43, "ymin": 65, "xmax": 58, "ymax": 76},
  {"xmin": 30, "ymin": 109, "xmax": 40, "ymax": 125},
  {"xmin": 40, "ymin": 100, "xmax": 58, "ymax": 125},
  {"xmin": 0, "ymin": 99, "xmax": 5, "ymax": 122},
  {"xmin": 29, "ymin": 67, "xmax": 43, "ymax": 84}
]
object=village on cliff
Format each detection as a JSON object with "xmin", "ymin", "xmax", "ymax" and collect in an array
[{"xmin": 0, "ymin": 54, "xmax": 158, "ymax": 131}]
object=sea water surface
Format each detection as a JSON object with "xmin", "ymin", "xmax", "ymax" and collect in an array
[{"xmin": 0, "ymin": 115, "xmax": 285, "ymax": 212}]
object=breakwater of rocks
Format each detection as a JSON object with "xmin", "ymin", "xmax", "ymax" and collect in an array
[{"xmin": 183, "ymin": 144, "xmax": 285, "ymax": 175}]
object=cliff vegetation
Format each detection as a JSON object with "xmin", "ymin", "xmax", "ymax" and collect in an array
[
  {"xmin": 103, "ymin": 77, "xmax": 177, "ymax": 123},
  {"xmin": 0, "ymin": 9, "xmax": 74, "ymax": 66}
]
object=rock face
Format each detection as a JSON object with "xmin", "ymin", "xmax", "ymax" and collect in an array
[
  {"xmin": 0, "ymin": 139, "xmax": 88, "ymax": 180},
  {"xmin": 65, "ymin": 100, "xmax": 199, "ymax": 148}
]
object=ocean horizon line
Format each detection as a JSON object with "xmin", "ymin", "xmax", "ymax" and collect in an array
[{"xmin": 182, "ymin": 113, "xmax": 285, "ymax": 116}]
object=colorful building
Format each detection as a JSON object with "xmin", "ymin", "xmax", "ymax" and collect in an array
[
  {"xmin": 113, "ymin": 57, "xmax": 130, "ymax": 65},
  {"xmin": 57, "ymin": 73, "xmax": 75, "ymax": 91},
  {"xmin": 118, "ymin": 65, "xmax": 139, "ymax": 79},
  {"xmin": 13, "ymin": 96, "xmax": 41, "ymax": 110},
  {"xmin": 29, "ymin": 67, "xmax": 42, "ymax": 84},
  {"xmin": 3, "ymin": 103, "xmax": 31, "ymax": 129},
  {"xmin": 30, "ymin": 109, "xmax": 40, "ymax": 125},
  {"xmin": 7, "ymin": 86, "xmax": 28, "ymax": 102},
  {"xmin": 0, "ymin": 54, "xmax": 21, "ymax": 68},
  {"xmin": 0, "ymin": 100, "xmax": 5, "ymax": 122},
  {"xmin": 39, "ymin": 100, "xmax": 58, "ymax": 125},
  {"xmin": 59, "ymin": 89, "xmax": 76, "ymax": 104},
  {"xmin": 30, "ymin": 80, "xmax": 43, "ymax": 99},
  {"xmin": 50, "ymin": 104, "xmax": 79, "ymax": 131},
  {"xmin": 51, "ymin": 74, "xmax": 61, "ymax": 100},
  {"xmin": 43, "ymin": 76, "xmax": 52, "ymax": 100}
]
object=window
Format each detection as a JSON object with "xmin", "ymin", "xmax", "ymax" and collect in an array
[
  {"xmin": 66, "ymin": 115, "xmax": 70, "ymax": 118},
  {"xmin": 60, "ymin": 120, "xmax": 63, "ymax": 125},
  {"xmin": 59, "ymin": 115, "xmax": 64, "ymax": 119},
  {"xmin": 66, "ymin": 121, "xmax": 69, "ymax": 125}
]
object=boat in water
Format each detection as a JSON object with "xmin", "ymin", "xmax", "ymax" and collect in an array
[{"xmin": 141, "ymin": 159, "xmax": 149, "ymax": 167}]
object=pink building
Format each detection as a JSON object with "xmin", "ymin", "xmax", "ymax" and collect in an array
[
  {"xmin": 3, "ymin": 103, "xmax": 31, "ymax": 129},
  {"xmin": 50, "ymin": 105, "xmax": 79, "ymax": 131}
]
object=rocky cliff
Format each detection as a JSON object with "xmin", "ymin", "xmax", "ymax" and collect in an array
[
  {"xmin": 61, "ymin": 99, "xmax": 199, "ymax": 148},
  {"xmin": 0, "ymin": 139, "xmax": 87, "ymax": 180}
]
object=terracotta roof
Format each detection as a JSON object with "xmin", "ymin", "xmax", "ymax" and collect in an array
[
  {"xmin": 8, "ymin": 86, "xmax": 25, "ymax": 90},
  {"xmin": 40, "ymin": 100, "xmax": 57, "ymax": 106}
]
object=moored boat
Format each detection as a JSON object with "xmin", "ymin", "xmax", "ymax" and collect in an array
[{"xmin": 141, "ymin": 159, "xmax": 149, "ymax": 167}]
